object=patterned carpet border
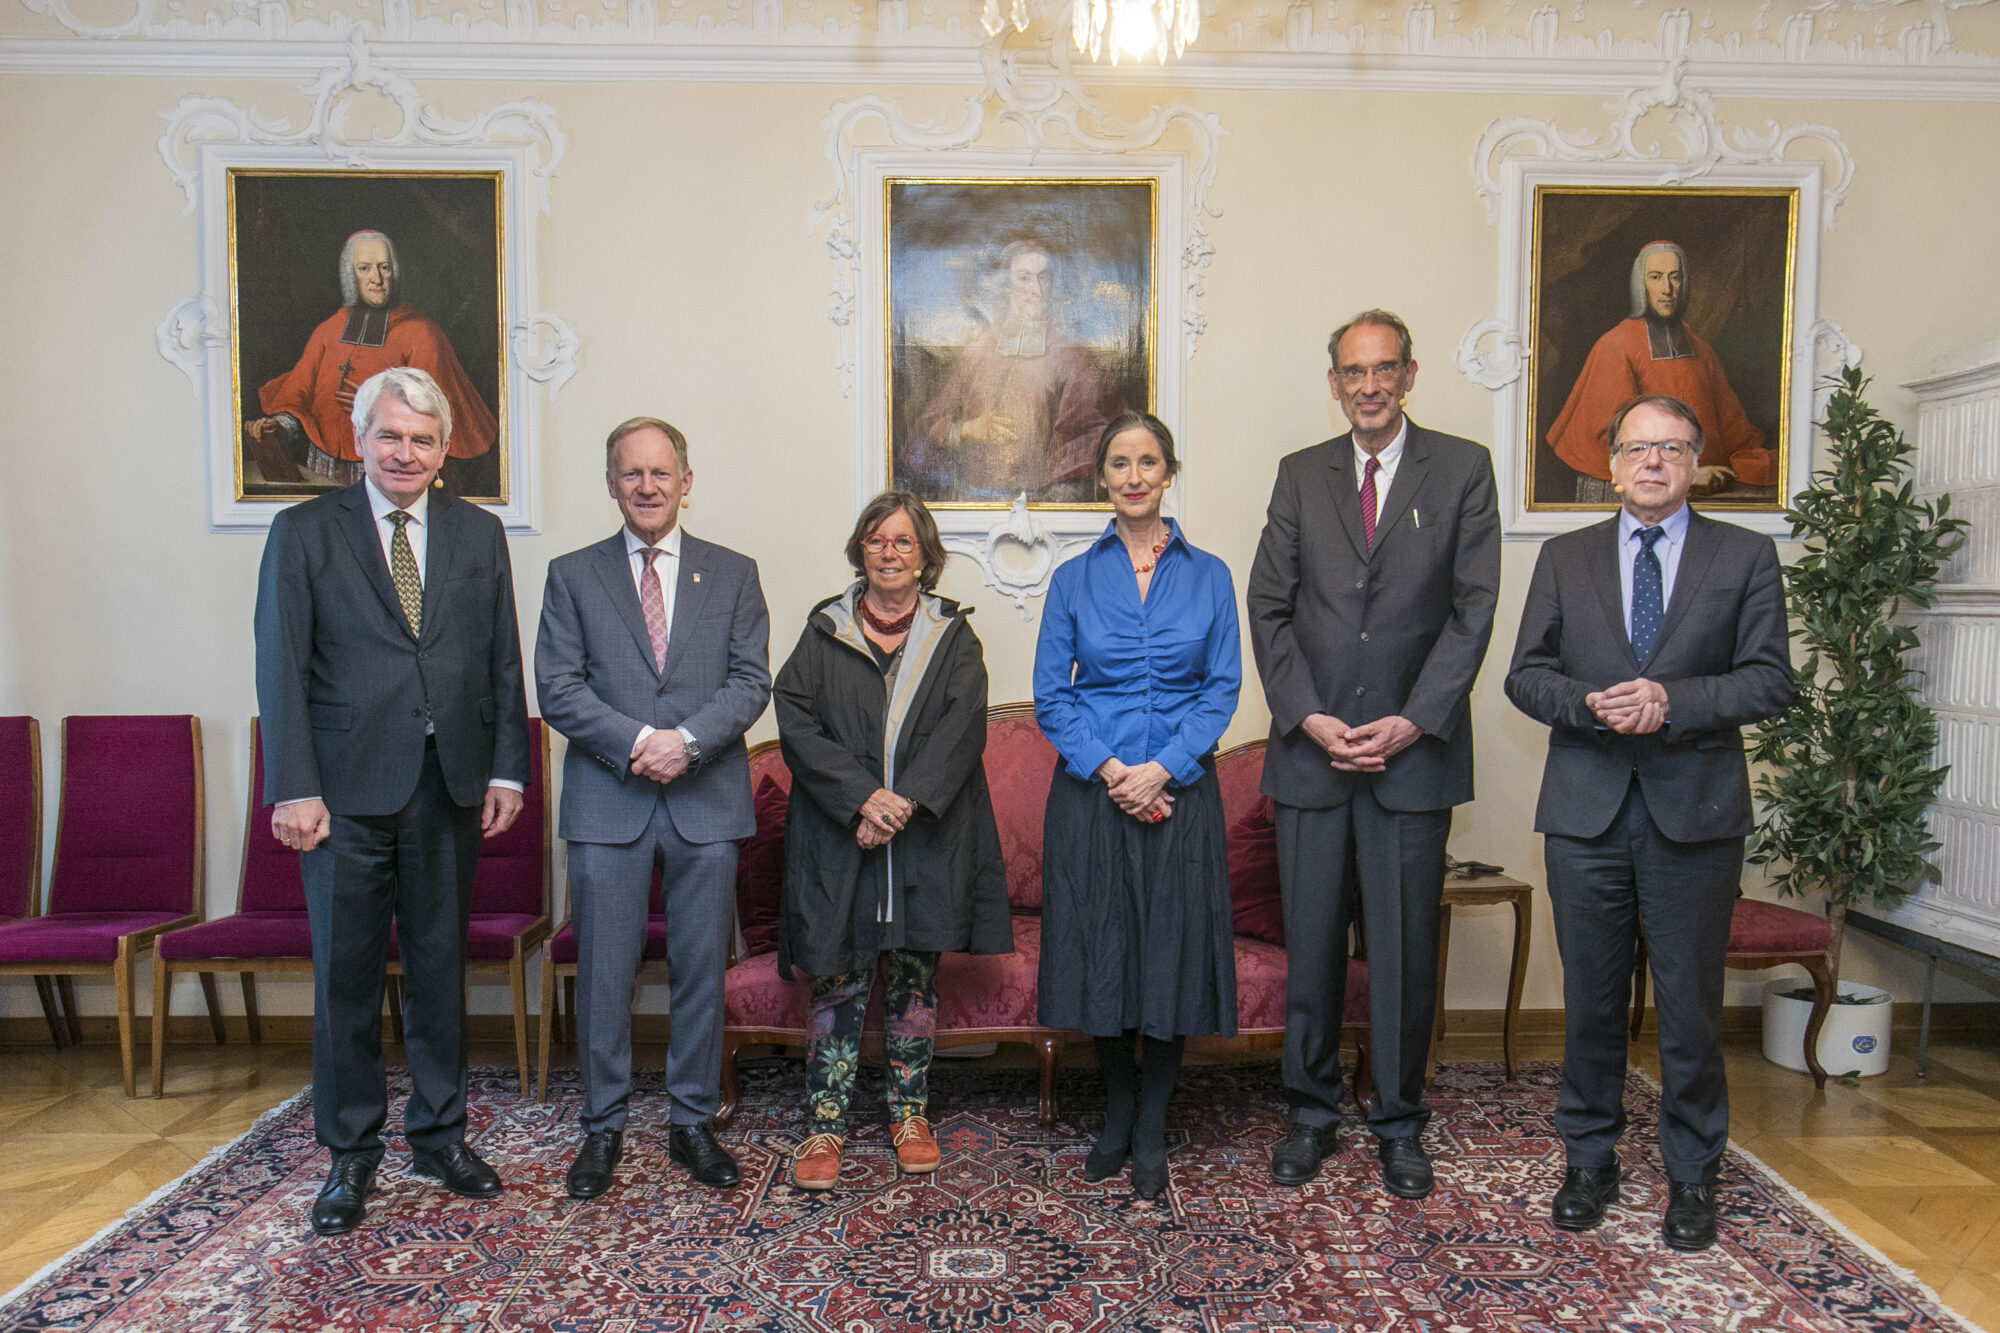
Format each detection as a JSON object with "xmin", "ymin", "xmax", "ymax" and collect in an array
[{"xmin": 1, "ymin": 1060, "xmax": 1989, "ymax": 1333}]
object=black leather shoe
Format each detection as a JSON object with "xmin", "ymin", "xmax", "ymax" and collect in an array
[
  {"xmin": 1662, "ymin": 1182, "xmax": 1718, "ymax": 1252},
  {"xmin": 566, "ymin": 1130, "xmax": 624, "ymax": 1200},
  {"xmin": 1131, "ymin": 1145, "xmax": 1169, "ymax": 1200},
  {"xmin": 311, "ymin": 1155, "xmax": 376, "ymax": 1236},
  {"xmin": 410, "ymin": 1142, "xmax": 504, "ymax": 1198},
  {"xmin": 1269, "ymin": 1122, "xmax": 1338, "ymax": 1186},
  {"xmin": 1083, "ymin": 1137, "xmax": 1130, "ymax": 1183},
  {"xmin": 1377, "ymin": 1135, "xmax": 1434, "ymax": 1199},
  {"xmin": 1549, "ymin": 1162, "xmax": 1621, "ymax": 1231},
  {"xmin": 669, "ymin": 1122, "xmax": 741, "ymax": 1189}
]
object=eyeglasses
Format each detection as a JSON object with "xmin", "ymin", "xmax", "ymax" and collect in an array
[
  {"xmin": 1335, "ymin": 360, "xmax": 1406, "ymax": 387},
  {"xmin": 861, "ymin": 535, "xmax": 918, "ymax": 555},
  {"xmin": 1615, "ymin": 439, "xmax": 1695, "ymax": 463}
]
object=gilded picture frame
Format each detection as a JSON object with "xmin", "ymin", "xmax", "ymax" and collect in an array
[{"xmin": 885, "ymin": 177, "xmax": 1158, "ymax": 510}]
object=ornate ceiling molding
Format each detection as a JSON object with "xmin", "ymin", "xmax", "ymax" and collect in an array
[{"xmin": 156, "ymin": 34, "xmax": 578, "ymax": 531}]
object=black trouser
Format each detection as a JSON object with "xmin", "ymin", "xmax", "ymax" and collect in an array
[
  {"xmin": 302, "ymin": 743, "xmax": 481, "ymax": 1162},
  {"xmin": 1544, "ymin": 778, "xmax": 1739, "ymax": 1184},
  {"xmin": 1275, "ymin": 789, "xmax": 1451, "ymax": 1139}
]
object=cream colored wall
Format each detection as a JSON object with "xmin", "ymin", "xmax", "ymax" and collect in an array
[{"xmin": 3, "ymin": 72, "xmax": 1997, "ymax": 1025}]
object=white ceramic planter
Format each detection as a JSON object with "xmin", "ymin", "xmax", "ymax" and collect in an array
[{"xmin": 1761, "ymin": 978, "xmax": 1892, "ymax": 1077}]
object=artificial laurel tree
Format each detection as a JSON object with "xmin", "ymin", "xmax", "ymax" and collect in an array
[{"xmin": 1750, "ymin": 366, "xmax": 1967, "ymax": 984}]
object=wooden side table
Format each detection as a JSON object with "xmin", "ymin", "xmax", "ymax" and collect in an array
[{"xmin": 1429, "ymin": 873, "xmax": 1534, "ymax": 1081}]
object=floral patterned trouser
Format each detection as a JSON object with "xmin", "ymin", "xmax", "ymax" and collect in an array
[{"xmin": 805, "ymin": 949, "xmax": 940, "ymax": 1133}]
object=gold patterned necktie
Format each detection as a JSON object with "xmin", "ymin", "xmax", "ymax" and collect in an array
[{"xmin": 386, "ymin": 509, "xmax": 423, "ymax": 638}]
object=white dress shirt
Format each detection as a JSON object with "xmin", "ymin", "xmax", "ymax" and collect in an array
[
  {"xmin": 1353, "ymin": 418, "xmax": 1409, "ymax": 532},
  {"xmin": 625, "ymin": 524, "xmax": 694, "ymax": 753},
  {"xmin": 1617, "ymin": 502, "xmax": 1691, "ymax": 641}
]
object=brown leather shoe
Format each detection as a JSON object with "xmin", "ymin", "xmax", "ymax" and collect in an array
[
  {"xmin": 893, "ymin": 1116, "xmax": 942, "ymax": 1174},
  {"xmin": 793, "ymin": 1133, "xmax": 843, "ymax": 1191}
]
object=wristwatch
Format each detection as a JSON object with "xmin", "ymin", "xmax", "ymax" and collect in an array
[{"xmin": 676, "ymin": 726, "xmax": 703, "ymax": 767}]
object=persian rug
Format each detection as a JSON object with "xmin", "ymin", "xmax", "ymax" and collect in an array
[{"xmin": 0, "ymin": 1061, "xmax": 1983, "ymax": 1333}]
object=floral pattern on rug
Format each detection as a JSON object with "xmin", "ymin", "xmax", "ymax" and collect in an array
[{"xmin": 0, "ymin": 1062, "xmax": 1980, "ymax": 1333}]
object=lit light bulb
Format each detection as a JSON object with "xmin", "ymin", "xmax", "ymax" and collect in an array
[{"xmin": 1111, "ymin": 0, "xmax": 1158, "ymax": 60}]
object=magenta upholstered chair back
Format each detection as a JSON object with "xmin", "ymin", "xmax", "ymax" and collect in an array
[
  {"xmin": 49, "ymin": 715, "xmax": 203, "ymax": 917},
  {"xmin": 735, "ymin": 741, "xmax": 792, "ymax": 957},
  {"xmin": 1215, "ymin": 742, "xmax": 1268, "ymax": 827},
  {"xmin": 241, "ymin": 719, "xmax": 308, "ymax": 914},
  {"xmin": 470, "ymin": 718, "xmax": 549, "ymax": 918},
  {"xmin": 0, "ymin": 717, "xmax": 42, "ymax": 920},
  {"xmin": 1216, "ymin": 740, "xmax": 1286, "ymax": 947},
  {"xmin": 983, "ymin": 704, "xmax": 1057, "ymax": 912}
]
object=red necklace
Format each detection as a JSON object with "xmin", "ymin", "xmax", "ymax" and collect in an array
[
  {"xmin": 1133, "ymin": 534, "xmax": 1171, "ymax": 574},
  {"xmin": 859, "ymin": 596, "xmax": 917, "ymax": 636}
]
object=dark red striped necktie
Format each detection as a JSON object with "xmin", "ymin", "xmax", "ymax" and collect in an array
[{"xmin": 1360, "ymin": 456, "xmax": 1381, "ymax": 549}]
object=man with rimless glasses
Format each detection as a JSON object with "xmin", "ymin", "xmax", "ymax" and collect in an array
[{"xmin": 1505, "ymin": 393, "xmax": 1792, "ymax": 1251}]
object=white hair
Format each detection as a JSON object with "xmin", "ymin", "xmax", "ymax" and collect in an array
[
  {"xmin": 351, "ymin": 367, "xmax": 452, "ymax": 446},
  {"xmin": 339, "ymin": 230, "xmax": 399, "ymax": 308},
  {"xmin": 1629, "ymin": 241, "xmax": 1687, "ymax": 319}
]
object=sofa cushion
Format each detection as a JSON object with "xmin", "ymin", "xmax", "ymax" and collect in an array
[
  {"xmin": 736, "ymin": 774, "xmax": 788, "ymax": 958},
  {"xmin": 0, "ymin": 911, "xmax": 186, "ymax": 964},
  {"xmin": 1227, "ymin": 796, "xmax": 1286, "ymax": 947},
  {"xmin": 158, "ymin": 912, "xmax": 311, "ymax": 961},
  {"xmin": 726, "ymin": 914, "xmax": 1038, "ymax": 1035},
  {"xmin": 548, "ymin": 918, "xmax": 668, "ymax": 967},
  {"xmin": 1729, "ymin": 898, "xmax": 1832, "ymax": 955},
  {"xmin": 984, "ymin": 712, "xmax": 1057, "ymax": 911},
  {"xmin": 1225, "ymin": 938, "xmax": 1367, "ymax": 1034}
]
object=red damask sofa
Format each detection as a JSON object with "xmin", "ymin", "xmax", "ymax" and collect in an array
[{"xmin": 716, "ymin": 705, "xmax": 1368, "ymax": 1128}]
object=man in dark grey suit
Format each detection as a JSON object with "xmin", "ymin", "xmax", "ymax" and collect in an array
[
  {"xmin": 536, "ymin": 416, "xmax": 772, "ymax": 1199},
  {"xmin": 1247, "ymin": 310, "xmax": 1500, "ymax": 1198},
  {"xmin": 256, "ymin": 366, "xmax": 531, "ymax": 1236},
  {"xmin": 1506, "ymin": 393, "xmax": 1792, "ymax": 1251}
]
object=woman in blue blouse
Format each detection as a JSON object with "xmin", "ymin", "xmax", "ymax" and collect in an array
[{"xmin": 1033, "ymin": 410, "xmax": 1242, "ymax": 1199}]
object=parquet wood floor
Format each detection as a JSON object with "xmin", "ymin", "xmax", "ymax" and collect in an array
[{"xmin": 2, "ymin": 1032, "xmax": 1995, "ymax": 1328}]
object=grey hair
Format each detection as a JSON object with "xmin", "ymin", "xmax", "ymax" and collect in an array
[
  {"xmin": 339, "ymin": 230, "xmax": 399, "ymax": 308},
  {"xmin": 1327, "ymin": 309, "xmax": 1414, "ymax": 367},
  {"xmin": 1608, "ymin": 393, "xmax": 1704, "ymax": 459},
  {"xmin": 351, "ymin": 366, "xmax": 452, "ymax": 446},
  {"xmin": 1628, "ymin": 241, "xmax": 1687, "ymax": 319}
]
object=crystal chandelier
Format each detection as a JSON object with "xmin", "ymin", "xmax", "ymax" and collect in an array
[{"xmin": 980, "ymin": 0, "xmax": 1200, "ymax": 65}]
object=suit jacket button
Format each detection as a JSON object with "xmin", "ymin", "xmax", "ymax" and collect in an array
[
  {"xmin": 411, "ymin": 708, "xmax": 423, "ymax": 718},
  {"xmin": 1359, "ymin": 632, "xmax": 1369, "ymax": 642},
  {"xmin": 1354, "ymin": 687, "xmax": 1365, "ymax": 697}
]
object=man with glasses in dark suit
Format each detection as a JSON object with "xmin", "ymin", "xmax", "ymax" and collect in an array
[{"xmin": 1506, "ymin": 393, "xmax": 1792, "ymax": 1251}]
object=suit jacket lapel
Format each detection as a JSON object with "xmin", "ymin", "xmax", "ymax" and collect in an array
[
  {"xmin": 1370, "ymin": 424, "xmax": 1429, "ymax": 553},
  {"xmin": 1640, "ymin": 511, "xmax": 1720, "ymax": 673},
  {"xmin": 591, "ymin": 532, "xmax": 661, "ymax": 676},
  {"xmin": 334, "ymin": 484, "xmax": 409, "ymax": 631},
  {"xmin": 662, "ymin": 535, "xmax": 710, "ymax": 679},
  {"xmin": 417, "ymin": 491, "xmax": 461, "ymax": 646},
  {"xmin": 1321, "ymin": 438, "xmax": 1369, "ymax": 564},
  {"xmin": 1587, "ymin": 518, "xmax": 1635, "ymax": 666}
]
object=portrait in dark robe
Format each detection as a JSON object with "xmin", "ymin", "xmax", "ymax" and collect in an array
[
  {"xmin": 1529, "ymin": 188, "xmax": 1796, "ymax": 511},
  {"xmin": 230, "ymin": 171, "xmax": 506, "ymax": 503},
  {"xmin": 889, "ymin": 180, "xmax": 1154, "ymax": 507}
]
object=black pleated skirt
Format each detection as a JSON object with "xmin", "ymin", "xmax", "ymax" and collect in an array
[{"xmin": 1035, "ymin": 763, "xmax": 1238, "ymax": 1040}]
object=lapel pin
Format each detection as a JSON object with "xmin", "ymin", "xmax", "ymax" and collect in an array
[{"xmin": 692, "ymin": 572, "xmax": 702, "ymax": 584}]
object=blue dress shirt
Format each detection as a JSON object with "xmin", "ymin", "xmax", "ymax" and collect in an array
[
  {"xmin": 1617, "ymin": 503, "xmax": 1691, "ymax": 641},
  {"xmin": 1033, "ymin": 520, "xmax": 1242, "ymax": 787}
]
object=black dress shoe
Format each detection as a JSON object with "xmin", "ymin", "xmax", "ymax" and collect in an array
[
  {"xmin": 311, "ymin": 1155, "xmax": 377, "ymax": 1236},
  {"xmin": 410, "ymin": 1142, "xmax": 504, "ymax": 1198},
  {"xmin": 1270, "ymin": 1122, "xmax": 1338, "ymax": 1186},
  {"xmin": 1083, "ymin": 1137, "xmax": 1130, "ymax": 1183},
  {"xmin": 1549, "ymin": 1162, "xmax": 1621, "ymax": 1231},
  {"xmin": 1376, "ymin": 1135, "xmax": 1434, "ymax": 1199},
  {"xmin": 1662, "ymin": 1182, "xmax": 1718, "ymax": 1252},
  {"xmin": 566, "ymin": 1130, "xmax": 624, "ymax": 1200},
  {"xmin": 1131, "ymin": 1145, "xmax": 1169, "ymax": 1200},
  {"xmin": 669, "ymin": 1122, "xmax": 741, "ymax": 1189}
]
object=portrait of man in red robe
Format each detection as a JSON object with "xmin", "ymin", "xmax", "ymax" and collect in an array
[
  {"xmin": 242, "ymin": 228, "xmax": 499, "ymax": 497},
  {"xmin": 1528, "ymin": 190, "xmax": 1794, "ymax": 512}
]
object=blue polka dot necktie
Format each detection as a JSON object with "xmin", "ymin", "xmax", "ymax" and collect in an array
[{"xmin": 1630, "ymin": 525, "xmax": 1665, "ymax": 662}]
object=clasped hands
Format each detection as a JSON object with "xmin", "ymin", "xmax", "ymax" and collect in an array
[
  {"xmin": 1300, "ymin": 713, "xmax": 1421, "ymax": 773},
  {"xmin": 1584, "ymin": 678, "xmax": 1670, "ymax": 734},
  {"xmin": 630, "ymin": 727, "xmax": 691, "ymax": 785},
  {"xmin": 1094, "ymin": 757, "xmax": 1175, "ymax": 823},
  {"xmin": 856, "ymin": 788, "xmax": 916, "ymax": 849},
  {"xmin": 270, "ymin": 784, "xmax": 522, "ymax": 854}
]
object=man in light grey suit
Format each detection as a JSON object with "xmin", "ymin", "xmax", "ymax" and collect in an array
[
  {"xmin": 1247, "ymin": 310, "xmax": 1500, "ymax": 1199},
  {"xmin": 1506, "ymin": 393, "xmax": 1791, "ymax": 1251},
  {"xmin": 536, "ymin": 416, "xmax": 772, "ymax": 1199}
]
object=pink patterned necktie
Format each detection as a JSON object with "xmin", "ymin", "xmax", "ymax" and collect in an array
[
  {"xmin": 1359, "ymin": 455, "xmax": 1381, "ymax": 550},
  {"xmin": 639, "ymin": 547, "xmax": 669, "ymax": 672}
]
